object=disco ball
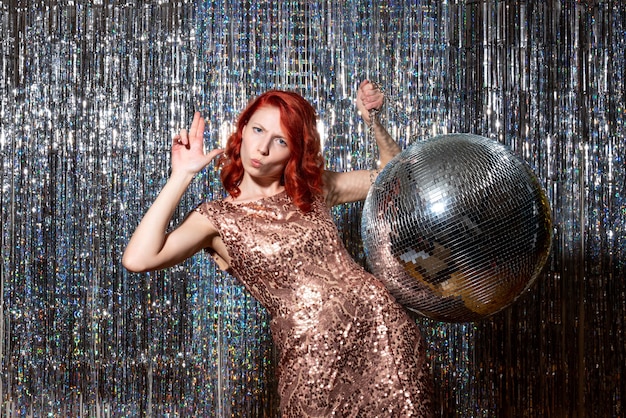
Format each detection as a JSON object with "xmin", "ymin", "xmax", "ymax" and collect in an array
[{"xmin": 362, "ymin": 134, "xmax": 552, "ymax": 322}]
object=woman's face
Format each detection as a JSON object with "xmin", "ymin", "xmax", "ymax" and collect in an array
[{"xmin": 240, "ymin": 105, "xmax": 291, "ymax": 182}]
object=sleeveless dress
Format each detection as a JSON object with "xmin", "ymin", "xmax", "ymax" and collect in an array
[{"xmin": 195, "ymin": 191, "xmax": 433, "ymax": 417}]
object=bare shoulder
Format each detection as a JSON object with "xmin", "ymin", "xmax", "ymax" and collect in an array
[
  {"xmin": 186, "ymin": 207, "xmax": 218, "ymax": 230},
  {"xmin": 185, "ymin": 205, "xmax": 222, "ymax": 243},
  {"xmin": 182, "ymin": 208, "xmax": 232, "ymax": 270},
  {"xmin": 323, "ymin": 169, "xmax": 375, "ymax": 206}
]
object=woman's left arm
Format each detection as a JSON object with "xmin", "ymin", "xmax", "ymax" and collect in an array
[{"xmin": 324, "ymin": 80, "xmax": 401, "ymax": 206}]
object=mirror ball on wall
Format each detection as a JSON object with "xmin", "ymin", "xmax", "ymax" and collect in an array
[{"xmin": 362, "ymin": 134, "xmax": 553, "ymax": 322}]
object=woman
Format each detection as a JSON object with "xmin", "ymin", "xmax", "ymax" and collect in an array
[{"xmin": 123, "ymin": 81, "xmax": 434, "ymax": 417}]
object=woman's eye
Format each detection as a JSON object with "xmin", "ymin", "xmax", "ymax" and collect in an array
[
  {"xmin": 253, "ymin": 127, "xmax": 262, "ymax": 133},
  {"xmin": 276, "ymin": 138, "xmax": 288, "ymax": 147}
]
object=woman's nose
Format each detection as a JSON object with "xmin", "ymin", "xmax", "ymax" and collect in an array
[{"xmin": 257, "ymin": 139, "xmax": 270, "ymax": 155}]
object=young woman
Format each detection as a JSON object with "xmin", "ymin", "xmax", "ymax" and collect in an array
[{"xmin": 123, "ymin": 81, "xmax": 434, "ymax": 417}]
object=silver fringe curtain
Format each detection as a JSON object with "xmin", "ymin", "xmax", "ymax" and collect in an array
[{"xmin": 1, "ymin": 0, "xmax": 624, "ymax": 416}]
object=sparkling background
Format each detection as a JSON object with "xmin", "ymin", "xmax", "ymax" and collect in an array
[{"xmin": 1, "ymin": 0, "xmax": 624, "ymax": 416}]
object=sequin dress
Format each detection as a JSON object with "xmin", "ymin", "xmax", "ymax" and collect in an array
[{"xmin": 196, "ymin": 191, "xmax": 433, "ymax": 417}]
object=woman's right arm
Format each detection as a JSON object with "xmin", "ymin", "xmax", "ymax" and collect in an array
[{"xmin": 122, "ymin": 112, "xmax": 223, "ymax": 273}]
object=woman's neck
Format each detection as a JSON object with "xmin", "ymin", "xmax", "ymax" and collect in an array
[{"xmin": 228, "ymin": 180, "xmax": 285, "ymax": 204}]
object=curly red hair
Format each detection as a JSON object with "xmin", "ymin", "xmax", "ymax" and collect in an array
[{"xmin": 219, "ymin": 90, "xmax": 325, "ymax": 212}]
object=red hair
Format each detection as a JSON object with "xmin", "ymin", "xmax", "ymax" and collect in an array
[{"xmin": 219, "ymin": 90, "xmax": 325, "ymax": 212}]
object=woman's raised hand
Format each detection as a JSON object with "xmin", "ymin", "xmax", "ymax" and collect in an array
[
  {"xmin": 171, "ymin": 112, "xmax": 223, "ymax": 177},
  {"xmin": 357, "ymin": 80, "xmax": 384, "ymax": 126}
]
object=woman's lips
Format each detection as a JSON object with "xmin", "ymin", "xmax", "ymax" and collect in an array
[{"xmin": 250, "ymin": 158, "xmax": 262, "ymax": 168}]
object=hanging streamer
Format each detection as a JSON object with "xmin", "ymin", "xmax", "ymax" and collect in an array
[{"xmin": 0, "ymin": 1, "xmax": 624, "ymax": 416}]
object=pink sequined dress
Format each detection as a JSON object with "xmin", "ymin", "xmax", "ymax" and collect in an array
[{"xmin": 196, "ymin": 191, "xmax": 433, "ymax": 417}]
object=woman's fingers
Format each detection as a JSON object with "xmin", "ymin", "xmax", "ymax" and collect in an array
[
  {"xmin": 189, "ymin": 112, "xmax": 206, "ymax": 147},
  {"xmin": 182, "ymin": 128, "xmax": 188, "ymax": 144},
  {"xmin": 358, "ymin": 80, "xmax": 383, "ymax": 110},
  {"xmin": 364, "ymin": 86, "xmax": 383, "ymax": 108},
  {"xmin": 207, "ymin": 148, "xmax": 224, "ymax": 161},
  {"xmin": 189, "ymin": 112, "xmax": 202, "ymax": 140},
  {"xmin": 173, "ymin": 112, "xmax": 205, "ymax": 149},
  {"xmin": 174, "ymin": 129, "xmax": 189, "ymax": 147},
  {"xmin": 357, "ymin": 80, "xmax": 384, "ymax": 127}
]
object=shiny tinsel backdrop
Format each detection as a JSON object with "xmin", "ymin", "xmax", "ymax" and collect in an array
[{"xmin": 0, "ymin": 0, "xmax": 624, "ymax": 416}]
